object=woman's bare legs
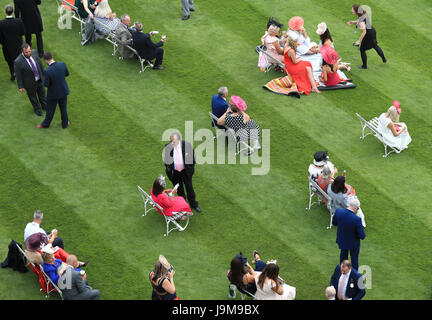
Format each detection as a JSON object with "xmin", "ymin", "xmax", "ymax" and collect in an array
[{"xmin": 306, "ymin": 66, "xmax": 320, "ymax": 93}]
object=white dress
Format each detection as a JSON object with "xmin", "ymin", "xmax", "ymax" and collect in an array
[
  {"xmin": 377, "ymin": 113, "xmax": 411, "ymax": 150},
  {"xmin": 254, "ymin": 273, "xmax": 296, "ymax": 300}
]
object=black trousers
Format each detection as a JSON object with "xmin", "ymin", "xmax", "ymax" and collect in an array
[
  {"xmin": 170, "ymin": 169, "xmax": 198, "ymax": 208},
  {"xmin": 151, "ymin": 47, "xmax": 164, "ymax": 66},
  {"xmin": 7, "ymin": 60, "xmax": 15, "ymax": 77},
  {"xmin": 25, "ymin": 32, "xmax": 44, "ymax": 56},
  {"xmin": 26, "ymin": 79, "xmax": 46, "ymax": 112},
  {"xmin": 42, "ymin": 96, "xmax": 69, "ymax": 128}
]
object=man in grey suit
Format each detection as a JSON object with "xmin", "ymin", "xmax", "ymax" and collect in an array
[
  {"xmin": 114, "ymin": 14, "xmax": 134, "ymax": 59},
  {"xmin": 14, "ymin": 43, "xmax": 46, "ymax": 116},
  {"xmin": 181, "ymin": 0, "xmax": 195, "ymax": 20},
  {"xmin": 59, "ymin": 255, "xmax": 100, "ymax": 300}
]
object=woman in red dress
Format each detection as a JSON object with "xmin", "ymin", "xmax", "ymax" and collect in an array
[
  {"xmin": 150, "ymin": 176, "xmax": 192, "ymax": 219},
  {"xmin": 283, "ymin": 34, "xmax": 320, "ymax": 94}
]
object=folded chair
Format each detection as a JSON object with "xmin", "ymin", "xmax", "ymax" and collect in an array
[
  {"xmin": 306, "ymin": 176, "xmax": 334, "ymax": 229},
  {"xmin": 208, "ymin": 112, "xmax": 255, "ymax": 155},
  {"xmin": 15, "ymin": 243, "xmax": 63, "ymax": 299},
  {"xmin": 137, "ymin": 186, "xmax": 190, "ymax": 236},
  {"xmin": 56, "ymin": 0, "xmax": 85, "ymax": 34}
]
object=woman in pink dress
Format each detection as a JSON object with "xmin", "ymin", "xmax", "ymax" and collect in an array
[
  {"xmin": 283, "ymin": 34, "xmax": 320, "ymax": 94},
  {"xmin": 150, "ymin": 176, "xmax": 192, "ymax": 219},
  {"xmin": 261, "ymin": 25, "xmax": 285, "ymax": 63}
]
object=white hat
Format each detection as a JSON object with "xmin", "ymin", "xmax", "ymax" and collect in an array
[
  {"xmin": 316, "ymin": 22, "xmax": 327, "ymax": 35},
  {"xmin": 287, "ymin": 30, "xmax": 299, "ymax": 42},
  {"xmin": 41, "ymin": 244, "xmax": 54, "ymax": 254}
]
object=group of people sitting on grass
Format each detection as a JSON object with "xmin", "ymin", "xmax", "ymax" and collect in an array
[
  {"xmin": 211, "ymin": 86, "xmax": 261, "ymax": 156},
  {"xmin": 308, "ymin": 151, "xmax": 366, "ymax": 227},
  {"xmin": 75, "ymin": 0, "xmax": 166, "ymax": 69},
  {"xmin": 23, "ymin": 210, "xmax": 100, "ymax": 300},
  {"xmin": 259, "ymin": 15, "xmax": 351, "ymax": 94}
]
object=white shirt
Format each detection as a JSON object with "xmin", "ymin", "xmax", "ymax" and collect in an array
[
  {"xmin": 338, "ymin": 270, "xmax": 351, "ymax": 299},
  {"xmin": 24, "ymin": 221, "xmax": 46, "ymax": 242},
  {"xmin": 22, "ymin": 53, "xmax": 40, "ymax": 81}
]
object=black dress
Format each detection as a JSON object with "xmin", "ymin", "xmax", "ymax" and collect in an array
[{"xmin": 357, "ymin": 14, "xmax": 386, "ymax": 67}]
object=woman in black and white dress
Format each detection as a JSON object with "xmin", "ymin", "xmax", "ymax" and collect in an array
[
  {"xmin": 347, "ymin": 4, "xmax": 386, "ymax": 69},
  {"xmin": 217, "ymin": 95, "xmax": 261, "ymax": 152}
]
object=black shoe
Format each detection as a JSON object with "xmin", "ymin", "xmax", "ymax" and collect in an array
[
  {"xmin": 182, "ymin": 15, "xmax": 190, "ymax": 20},
  {"xmin": 357, "ymin": 65, "xmax": 368, "ymax": 70},
  {"xmin": 10, "ymin": 74, "xmax": 15, "ymax": 81},
  {"xmin": 34, "ymin": 109, "xmax": 43, "ymax": 116},
  {"xmin": 80, "ymin": 260, "xmax": 90, "ymax": 268},
  {"xmin": 153, "ymin": 65, "xmax": 165, "ymax": 70},
  {"xmin": 193, "ymin": 206, "xmax": 202, "ymax": 213},
  {"xmin": 383, "ymin": 58, "xmax": 387, "ymax": 63},
  {"xmin": 190, "ymin": 8, "xmax": 195, "ymax": 12}
]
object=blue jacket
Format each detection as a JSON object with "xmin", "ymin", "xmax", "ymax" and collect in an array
[
  {"xmin": 43, "ymin": 61, "xmax": 69, "ymax": 100},
  {"xmin": 211, "ymin": 94, "xmax": 229, "ymax": 128},
  {"xmin": 330, "ymin": 264, "xmax": 365, "ymax": 300},
  {"xmin": 332, "ymin": 208, "xmax": 366, "ymax": 250},
  {"xmin": 43, "ymin": 258, "xmax": 63, "ymax": 285}
]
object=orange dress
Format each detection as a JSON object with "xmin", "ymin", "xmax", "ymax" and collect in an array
[{"xmin": 283, "ymin": 47, "xmax": 313, "ymax": 95}]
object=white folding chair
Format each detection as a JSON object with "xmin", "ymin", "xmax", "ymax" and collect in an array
[
  {"xmin": 306, "ymin": 176, "xmax": 334, "ymax": 229},
  {"xmin": 137, "ymin": 186, "xmax": 190, "ymax": 236}
]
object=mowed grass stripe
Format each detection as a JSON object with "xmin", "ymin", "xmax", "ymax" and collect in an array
[{"xmin": 0, "ymin": 144, "xmax": 152, "ymax": 299}]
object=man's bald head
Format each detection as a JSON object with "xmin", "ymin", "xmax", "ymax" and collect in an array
[{"xmin": 66, "ymin": 255, "xmax": 78, "ymax": 267}]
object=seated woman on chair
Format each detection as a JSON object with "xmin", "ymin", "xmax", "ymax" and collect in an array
[
  {"xmin": 94, "ymin": 0, "xmax": 120, "ymax": 34},
  {"xmin": 217, "ymin": 95, "xmax": 261, "ymax": 152},
  {"xmin": 150, "ymin": 175, "xmax": 193, "ymax": 220},
  {"xmin": 316, "ymin": 164, "xmax": 336, "ymax": 204},
  {"xmin": 254, "ymin": 262, "xmax": 296, "ymax": 300},
  {"xmin": 261, "ymin": 25, "xmax": 285, "ymax": 63},
  {"xmin": 327, "ymin": 175, "xmax": 366, "ymax": 227},
  {"xmin": 377, "ymin": 101, "xmax": 411, "ymax": 151},
  {"xmin": 149, "ymin": 255, "xmax": 178, "ymax": 300},
  {"xmin": 227, "ymin": 251, "xmax": 267, "ymax": 296}
]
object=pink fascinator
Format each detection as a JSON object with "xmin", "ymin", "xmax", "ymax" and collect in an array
[
  {"xmin": 229, "ymin": 95, "xmax": 247, "ymax": 112},
  {"xmin": 316, "ymin": 22, "xmax": 327, "ymax": 35},
  {"xmin": 289, "ymin": 16, "xmax": 304, "ymax": 31},
  {"xmin": 320, "ymin": 45, "xmax": 339, "ymax": 65},
  {"xmin": 393, "ymin": 100, "xmax": 401, "ymax": 114}
]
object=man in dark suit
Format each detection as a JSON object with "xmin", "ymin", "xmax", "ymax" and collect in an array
[
  {"xmin": 211, "ymin": 86, "xmax": 229, "ymax": 130},
  {"xmin": 330, "ymin": 260, "xmax": 365, "ymax": 300},
  {"xmin": 332, "ymin": 198, "xmax": 366, "ymax": 271},
  {"xmin": 131, "ymin": 22, "xmax": 166, "ymax": 70},
  {"xmin": 59, "ymin": 255, "xmax": 100, "ymax": 300},
  {"xmin": 0, "ymin": 4, "xmax": 25, "ymax": 80},
  {"xmin": 14, "ymin": 0, "xmax": 44, "ymax": 57},
  {"xmin": 164, "ymin": 132, "xmax": 201, "ymax": 213},
  {"xmin": 37, "ymin": 52, "xmax": 70, "ymax": 129},
  {"xmin": 14, "ymin": 43, "xmax": 46, "ymax": 116}
]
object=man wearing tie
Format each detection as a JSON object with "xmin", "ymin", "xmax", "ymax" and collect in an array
[
  {"xmin": 332, "ymin": 197, "xmax": 366, "ymax": 271},
  {"xmin": 330, "ymin": 260, "xmax": 365, "ymax": 300},
  {"xmin": 14, "ymin": 43, "xmax": 46, "ymax": 116},
  {"xmin": 0, "ymin": 4, "xmax": 25, "ymax": 81},
  {"xmin": 164, "ymin": 132, "xmax": 201, "ymax": 213},
  {"xmin": 37, "ymin": 52, "xmax": 70, "ymax": 129}
]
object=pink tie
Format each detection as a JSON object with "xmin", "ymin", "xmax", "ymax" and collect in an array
[
  {"xmin": 175, "ymin": 146, "xmax": 184, "ymax": 172},
  {"xmin": 337, "ymin": 274, "xmax": 346, "ymax": 300}
]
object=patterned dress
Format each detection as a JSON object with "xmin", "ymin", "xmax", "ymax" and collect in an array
[{"xmin": 225, "ymin": 112, "xmax": 260, "ymax": 142}]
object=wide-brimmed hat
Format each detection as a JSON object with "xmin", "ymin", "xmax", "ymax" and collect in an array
[
  {"xmin": 316, "ymin": 22, "xmax": 327, "ymax": 35},
  {"xmin": 313, "ymin": 151, "xmax": 329, "ymax": 166},
  {"xmin": 229, "ymin": 95, "xmax": 247, "ymax": 112},
  {"xmin": 25, "ymin": 232, "xmax": 46, "ymax": 252},
  {"xmin": 289, "ymin": 16, "xmax": 304, "ymax": 31},
  {"xmin": 320, "ymin": 45, "xmax": 339, "ymax": 65}
]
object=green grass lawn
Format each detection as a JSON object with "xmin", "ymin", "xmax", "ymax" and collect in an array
[{"xmin": 0, "ymin": 0, "xmax": 431, "ymax": 300}]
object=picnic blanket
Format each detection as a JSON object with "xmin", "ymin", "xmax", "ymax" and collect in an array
[{"xmin": 263, "ymin": 75, "xmax": 301, "ymax": 98}]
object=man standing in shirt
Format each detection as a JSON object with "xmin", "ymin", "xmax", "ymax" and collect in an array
[
  {"xmin": 330, "ymin": 260, "xmax": 365, "ymax": 300},
  {"xmin": 14, "ymin": 43, "xmax": 46, "ymax": 116},
  {"xmin": 164, "ymin": 132, "xmax": 202, "ymax": 213},
  {"xmin": 0, "ymin": 4, "xmax": 25, "ymax": 81},
  {"xmin": 37, "ymin": 52, "xmax": 70, "ymax": 129}
]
